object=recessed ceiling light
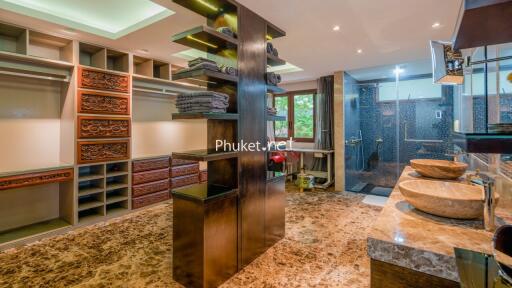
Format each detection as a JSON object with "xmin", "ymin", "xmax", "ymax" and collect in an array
[
  {"xmin": 333, "ymin": 25, "xmax": 340, "ymax": 31},
  {"xmin": 432, "ymin": 22, "xmax": 441, "ymax": 28},
  {"xmin": 357, "ymin": 49, "xmax": 363, "ymax": 54}
]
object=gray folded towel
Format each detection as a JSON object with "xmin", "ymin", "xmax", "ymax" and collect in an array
[
  {"xmin": 220, "ymin": 65, "xmax": 238, "ymax": 76},
  {"xmin": 267, "ymin": 42, "xmax": 274, "ymax": 54},
  {"xmin": 177, "ymin": 91, "xmax": 229, "ymax": 102},
  {"xmin": 216, "ymin": 27, "xmax": 236, "ymax": 38},
  {"xmin": 266, "ymin": 72, "xmax": 281, "ymax": 86},
  {"xmin": 272, "ymin": 47, "xmax": 279, "ymax": 57},
  {"xmin": 188, "ymin": 57, "xmax": 217, "ymax": 67}
]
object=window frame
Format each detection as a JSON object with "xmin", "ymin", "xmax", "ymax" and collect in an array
[{"xmin": 273, "ymin": 89, "xmax": 317, "ymax": 143}]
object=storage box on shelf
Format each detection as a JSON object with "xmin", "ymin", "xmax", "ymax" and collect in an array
[
  {"xmin": 77, "ymin": 160, "xmax": 131, "ymax": 224},
  {"xmin": 0, "ymin": 166, "xmax": 74, "ymax": 246},
  {"xmin": 132, "ymin": 157, "xmax": 170, "ymax": 209}
]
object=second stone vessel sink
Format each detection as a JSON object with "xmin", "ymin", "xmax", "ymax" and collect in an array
[
  {"xmin": 410, "ymin": 159, "xmax": 468, "ymax": 179},
  {"xmin": 399, "ymin": 180, "xmax": 499, "ymax": 219}
]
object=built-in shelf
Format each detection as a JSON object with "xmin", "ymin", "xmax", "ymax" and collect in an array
[
  {"xmin": 78, "ymin": 208, "xmax": 104, "ymax": 224},
  {"xmin": 173, "ymin": 149, "xmax": 238, "ymax": 162},
  {"xmin": 172, "ymin": 0, "xmax": 238, "ymax": 21},
  {"xmin": 78, "ymin": 187, "xmax": 104, "ymax": 197},
  {"xmin": 172, "ymin": 183, "xmax": 237, "ymax": 203},
  {"xmin": 267, "ymin": 114, "xmax": 287, "ymax": 122},
  {"xmin": 106, "ymin": 195, "xmax": 128, "ymax": 205},
  {"xmin": 78, "ymin": 174, "xmax": 104, "ymax": 182},
  {"xmin": 266, "ymin": 22, "xmax": 286, "ymax": 40},
  {"xmin": 106, "ymin": 183, "xmax": 129, "ymax": 191},
  {"xmin": 0, "ymin": 218, "xmax": 69, "ymax": 245},
  {"xmin": 453, "ymin": 132, "xmax": 512, "ymax": 154},
  {"xmin": 28, "ymin": 31, "xmax": 73, "ymax": 63},
  {"xmin": 79, "ymin": 42, "xmax": 129, "ymax": 74},
  {"xmin": 78, "ymin": 200, "xmax": 104, "ymax": 212},
  {"xmin": 132, "ymin": 74, "xmax": 205, "ymax": 96},
  {"xmin": 106, "ymin": 49, "xmax": 129, "ymax": 73},
  {"xmin": 267, "ymin": 53, "xmax": 286, "ymax": 67},
  {"xmin": 173, "ymin": 68, "xmax": 238, "ymax": 85},
  {"xmin": 172, "ymin": 25, "xmax": 238, "ymax": 54},
  {"xmin": 172, "ymin": 112, "xmax": 239, "ymax": 120},
  {"xmin": 267, "ymin": 85, "xmax": 286, "ymax": 94},
  {"xmin": 106, "ymin": 171, "xmax": 128, "ymax": 177}
]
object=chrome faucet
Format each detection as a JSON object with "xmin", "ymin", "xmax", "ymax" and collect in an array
[{"xmin": 468, "ymin": 170, "xmax": 497, "ymax": 232}]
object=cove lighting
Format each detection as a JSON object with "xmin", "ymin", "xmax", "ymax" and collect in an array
[
  {"xmin": 0, "ymin": 0, "xmax": 174, "ymax": 39},
  {"xmin": 186, "ymin": 35, "xmax": 219, "ymax": 49},
  {"xmin": 196, "ymin": 0, "xmax": 219, "ymax": 12}
]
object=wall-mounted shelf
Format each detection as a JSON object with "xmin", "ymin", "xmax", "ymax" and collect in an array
[
  {"xmin": 453, "ymin": 132, "xmax": 512, "ymax": 154},
  {"xmin": 267, "ymin": 53, "xmax": 286, "ymax": 67},
  {"xmin": 28, "ymin": 31, "xmax": 73, "ymax": 63},
  {"xmin": 172, "ymin": 150, "xmax": 238, "ymax": 162},
  {"xmin": 79, "ymin": 42, "xmax": 106, "ymax": 69},
  {"xmin": 173, "ymin": 68, "xmax": 238, "ymax": 85},
  {"xmin": 172, "ymin": 112, "xmax": 239, "ymax": 120},
  {"xmin": 172, "ymin": 25, "xmax": 238, "ymax": 54},
  {"xmin": 267, "ymin": 85, "xmax": 286, "ymax": 94},
  {"xmin": 172, "ymin": 0, "xmax": 238, "ymax": 21},
  {"xmin": 106, "ymin": 49, "xmax": 129, "ymax": 73},
  {"xmin": 0, "ymin": 219, "xmax": 70, "ymax": 245},
  {"xmin": 267, "ymin": 114, "xmax": 286, "ymax": 122},
  {"xmin": 266, "ymin": 22, "xmax": 286, "ymax": 40}
]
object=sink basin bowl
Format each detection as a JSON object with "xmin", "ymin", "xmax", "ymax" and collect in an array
[
  {"xmin": 399, "ymin": 180, "xmax": 499, "ymax": 219},
  {"xmin": 410, "ymin": 159, "xmax": 468, "ymax": 179}
]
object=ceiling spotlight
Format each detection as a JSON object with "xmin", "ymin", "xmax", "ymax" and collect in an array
[
  {"xmin": 333, "ymin": 25, "xmax": 340, "ymax": 31},
  {"xmin": 357, "ymin": 49, "xmax": 363, "ymax": 54},
  {"xmin": 432, "ymin": 22, "xmax": 441, "ymax": 28}
]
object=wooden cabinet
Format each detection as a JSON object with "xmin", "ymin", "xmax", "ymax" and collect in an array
[
  {"xmin": 77, "ymin": 90, "xmax": 130, "ymax": 115},
  {"xmin": 77, "ymin": 116, "xmax": 131, "ymax": 139},
  {"xmin": 78, "ymin": 66, "xmax": 130, "ymax": 93},
  {"xmin": 132, "ymin": 157, "xmax": 171, "ymax": 209},
  {"xmin": 77, "ymin": 140, "xmax": 130, "ymax": 164}
]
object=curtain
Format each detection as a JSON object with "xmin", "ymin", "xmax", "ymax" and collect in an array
[{"xmin": 312, "ymin": 75, "xmax": 334, "ymax": 172}]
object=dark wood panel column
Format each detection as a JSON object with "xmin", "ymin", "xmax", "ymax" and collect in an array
[{"xmin": 237, "ymin": 5, "xmax": 268, "ymax": 267}]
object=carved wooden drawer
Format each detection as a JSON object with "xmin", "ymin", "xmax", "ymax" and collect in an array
[
  {"xmin": 132, "ymin": 168, "xmax": 169, "ymax": 185},
  {"xmin": 0, "ymin": 168, "xmax": 73, "ymax": 191},
  {"xmin": 132, "ymin": 190, "xmax": 169, "ymax": 209},
  {"xmin": 171, "ymin": 174, "xmax": 199, "ymax": 189},
  {"xmin": 77, "ymin": 140, "xmax": 130, "ymax": 164},
  {"xmin": 132, "ymin": 157, "xmax": 170, "ymax": 173},
  {"xmin": 170, "ymin": 163, "xmax": 199, "ymax": 178},
  {"xmin": 132, "ymin": 179, "xmax": 169, "ymax": 197},
  {"xmin": 78, "ymin": 90, "xmax": 130, "ymax": 115},
  {"xmin": 171, "ymin": 158, "xmax": 197, "ymax": 167},
  {"xmin": 200, "ymin": 170, "xmax": 208, "ymax": 183},
  {"xmin": 78, "ymin": 116, "xmax": 131, "ymax": 139},
  {"xmin": 78, "ymin": 66, "xmax": 130, "ymax": 93}
]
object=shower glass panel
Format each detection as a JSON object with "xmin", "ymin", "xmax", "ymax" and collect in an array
[{"xmin": 344, "ymin": 61, "xmax": 457, "ymax": 195}]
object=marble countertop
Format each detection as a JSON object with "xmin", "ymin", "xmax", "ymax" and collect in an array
[{"xmin": 367, "ymin": 166, "xmax": 511, "ymax": 282}]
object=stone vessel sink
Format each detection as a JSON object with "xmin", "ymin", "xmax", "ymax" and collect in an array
[
  {"xmin": 399, "ymin": 180, "xmax": 499, "ymax": 219},
  {"xmin": 410, "ymin": 159, "xmax": 468, "ymax": 179}
]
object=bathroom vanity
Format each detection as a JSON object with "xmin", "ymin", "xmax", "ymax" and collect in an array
[{"xmin": 367, "ymin": 166, "xmax": 512, "ymax": 288}]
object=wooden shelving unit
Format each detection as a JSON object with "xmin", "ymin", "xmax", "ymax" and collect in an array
[
  {"xmin": 172, "ymin": 68, "xmax": 238, "ymax": 85},
  {"xmin": 171, "ymin": 25, "xmax": 238, "ymax": 54}
]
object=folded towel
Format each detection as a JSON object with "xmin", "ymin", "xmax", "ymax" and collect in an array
[
  {"xmin": 216, "ymin": 27, "xmax": 236, "ymax": 39},
  {"xmin": 178, "ymin": 107, "xmax": 227, "ymax": 113},
  {"xmin": 267, "ymin": 42, "xmax": 274, "ymax": 54},
  {"xmin": 272, "ymin": 47, "xmax": 279, "ymax": 57},
  {"xmin": 177, "ymin": 62, "xmax": 220, "ymax": 75},
  {"xmin": 220, "ymin": 65, "xmax": 238, "ymax": 76},
  {"xmin": 276, "ymin": 74, "xmax": 282, "ymax": 83},
  {"xmin": 188, "ymin": 57, "xmax": 217, "ymax": 67},
  {"xmin": 266, "ymin": 72, "xmax": 281, "ymax": 86},
  {"xmin": 178, "ymin": 91, "xmax": 229, "ymax": 102}
]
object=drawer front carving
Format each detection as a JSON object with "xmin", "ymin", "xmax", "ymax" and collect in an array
[
  {"xmin": 78, "ymin": 141, "xmax": 130, "ymax": 164},
  {"xmin": 132, "ymin": 179, "xmax": 169, "ymax": 197},
  {"xmin": 171, "ymin": 163, "xmax": 199, "ymax": 178},
  {"xmin": 171, "ymin": 158, "xmax": 197, "ymax": 167},
  {"xmin": 78, "ymin": 90, "xmax": 130, "ymax": 115},
  {"xmin": 200, "ymin": 170, "xmax": 208, "ymax": 183},
  {"xmin": 132, "ymin": 168, "xmax": 169, "ymax": 185},
  {"xmin": 132, "ymin": 190, "xmax": 169, "ymax": 209},
  {"xmin": 171, "ymin": 174, "xmax": 199, "ymax": 189},
  {"xmin": 132, "ymin": 157, "xmax": 170, "ymax": 173},
  {"xmin": 78, "ymin": 67, "xmax": 130, "ymax": 93},
  {"xmin": 0, "ymin": 168, "xmax": 74, "ymax": 191},
  {"xmin": 78, "ymin": 116, "xmax": 131, "ymax": 139}
]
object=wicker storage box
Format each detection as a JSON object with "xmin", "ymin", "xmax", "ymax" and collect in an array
[
  {"xmin": 132, "ymin": 190, "xmax": 169, "ymax": 209},
  {"xmin": 132, "ymin": 179, "xmax": 169, "ymax": 197},
  {"xmin": 133, "ymin": 168, "xmax": 169, "ymax": 185},
  {"xmin": 171, "ymin": 174, "xmax": 199, "ymax": 189},
  {"xmin": 171, "ymin": 163, "xmax": 199, "ymax": 178},
  {"xmin": 171, "ymin": 158, "xmax": 197, "ymax": 167}
]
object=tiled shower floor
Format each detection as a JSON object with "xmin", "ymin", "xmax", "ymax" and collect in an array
[{"xmin": 0, "ymin": 186, "xmax": 382, "ymax": 288}]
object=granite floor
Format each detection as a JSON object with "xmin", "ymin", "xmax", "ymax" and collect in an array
[{"xmin": 0, "ymin": 187, "xmax": 382, "ymax": 288}]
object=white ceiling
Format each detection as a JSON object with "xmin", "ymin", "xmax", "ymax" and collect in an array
[{"xmin": 0, "ymin": 0, "xmax": 463, "ymax": 83}]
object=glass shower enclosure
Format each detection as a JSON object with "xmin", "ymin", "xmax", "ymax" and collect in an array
[{"xmin": 344, "ymin": 61, "xmax": 457, "ymax": 195}]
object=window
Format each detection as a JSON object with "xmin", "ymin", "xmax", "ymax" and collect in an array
[
  {"xmin": 378, "ymin": 78, "xmax": 442, "ymax": 102},
  {"xmin": 274, "ymin": 90, "xmax": 316, "ymax": 142}
]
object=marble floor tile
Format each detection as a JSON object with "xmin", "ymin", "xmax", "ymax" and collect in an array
[{"xmin": 0, "ymin": 187, "xmax": 382, "ymax": 288}]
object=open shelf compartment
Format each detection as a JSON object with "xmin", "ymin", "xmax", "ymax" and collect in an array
[
  {"xmin": 172, "ymin": 25, "xmax": 238, "ymax": 54},
  {"xmin": 79, "ymin": 42, "xmax": 106, "ymax": 69},
  {"xmin": 0, "ymin": 22, "xmax": 27, "ymax": 55},
  {"xmin": 173, "ymin": 67, "xmax": 238, "ymax": 85},
  {"xmin": 28, "ymin": 31, "xmax": 73, "ymax": 63}
]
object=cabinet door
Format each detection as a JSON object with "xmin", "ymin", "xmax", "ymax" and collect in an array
[{"xmin": 265, "ymin": 176, "xmax": 285, "ymax": 248}]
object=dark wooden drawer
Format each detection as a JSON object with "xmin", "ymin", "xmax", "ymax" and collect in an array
[
  {"xmin": 132, "ymin": 168, "xmax": 169, "ymax": 185},
  {"xmin": 0, "ymin": 168, "xmax": 73, "ymax": 191},
  {"xmin": 171, "ymin": 174, "xmax": 199, "ymax": 189},
  {"xmin": 77, "ymin": 116, "xmax": 131, "ymax": 139},
  {"xmin": 171, "ymin": 163, "xmax": 199, "ymax": 178},
  {"xmin": 132, "ymin": 157, "xmax": 170, "ymax": 173},
  {"xmin": 78, "ymin": 66, "xmax": 130, "ymax": 93},
  {"xmin": 132, "ymin": 179, "xmax": 169, "ymax": 197},
  {"xmin": 200, "ymin": 170, "xmax": 208, "ymax": 183},
  {"xmin": 77, "ymin": 90, "xmax": 130, "ymax": 115},
  {"xmin": 77, "ymin": 140, "xmax": 130, "ymax": 164},
  {"xmin": 132, "ymin": 190, "xmax": 169, "ymax": 209},
  {"xmin": 171, "ymin": 158, "xmax": 197, "ymax": 167}
]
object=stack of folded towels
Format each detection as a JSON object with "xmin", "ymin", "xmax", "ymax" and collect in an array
[
  {"xmin": 267, "ymin": 42, "xmax": 279, "ymax": 57},
  {"xmin": 266, "ymin": 72, "xmax": 282, "ymax": 86},
  {"xmin": 267, "ymin": 107, "xmax": 277, "ymax": 116},
  {"xmin": 177, "ymin": 57, "xmax": 238, "ymax": 77},
  {"xmin": 176, "ymin": 91, "xmax": 230, "ymax": 113},
  {"xmin": 217, "ymin": 27, "xmax": 237, "ymax": 39}
]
